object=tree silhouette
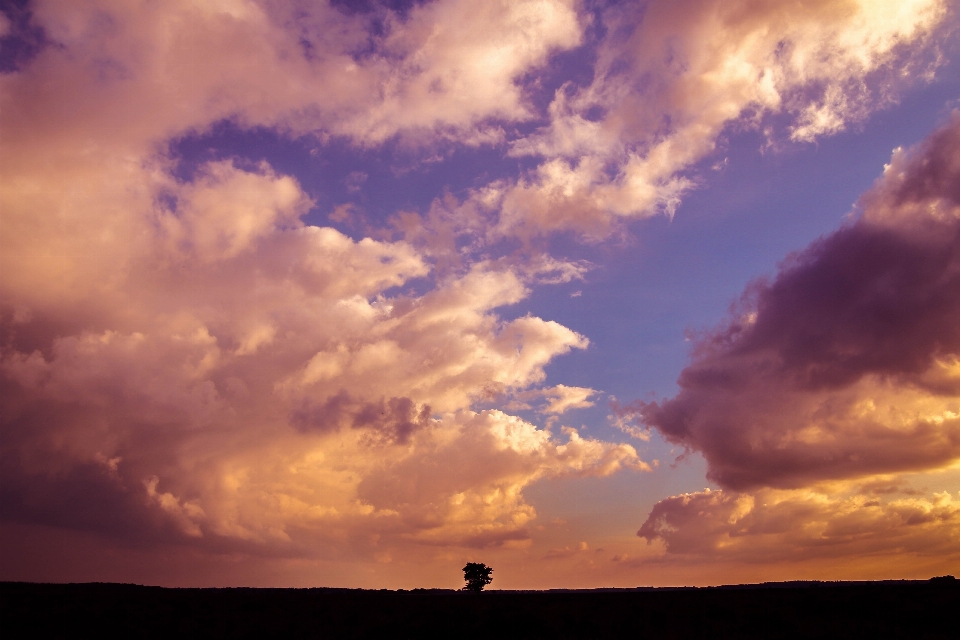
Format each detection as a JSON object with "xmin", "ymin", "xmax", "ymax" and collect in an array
[{"xmin": 462, "ymin": 562, "xmax": 493, "ymax": 592}]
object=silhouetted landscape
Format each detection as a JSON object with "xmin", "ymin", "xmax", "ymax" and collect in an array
[{"xmin": 2, "ymin": 578, "xmax": 956, "ymax": 638}]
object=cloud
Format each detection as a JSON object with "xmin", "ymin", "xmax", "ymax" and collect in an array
[
  {"xmin": 2, "ymin": 0, "xmax": 957, "ymax": 582},
  {"xmin": 495, "ymin": 0, "xmax": 951, "ymax": 239},
  {"xmin": 502, "ymin": 384, "xmax": 597, "ymax": 415},
  {"xmin": 542, "ymin": 540, "xmax": 590, "ymax": 559},
  {"xmin": 159, "ymin": 160, "xmax": 313, "ymax": 262},
  {"xmin": 0, "ymin": 0, "xmax": 619, "ymax": 559},
  {"xmin": 335, "ymin": 0, "xmax": 583, "ymax": 144},
  {"xmin": 621, "ymin": 114, "xmax": 960, "ymax": 491},
  {"xmin": 0, "ymin": 177, "xmax": 610, "ymax": 554},
  {"xmin": 611, "ymin": 114, "xmax": 960, "ymax": 569},
  {"xmin": 354, "ymin": 412, "xmax": 642, "ymax": 549},
  {"xmin": 3, "ymin": 0, "xmax": 952, "ymax": 253},
  {"xmin": 1, "ymin": 0, "xmax": 582, "ymax": 162},
  {"xmin": 541, "ymin": 385, "xmax": 597, "ymax": 415},
  {"xmin": 638, "ymin": 484, "xmax": 960, "ymax": 565}
]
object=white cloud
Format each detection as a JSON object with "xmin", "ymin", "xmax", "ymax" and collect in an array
[{"xmin": 495, "ymin": 0, "xmax": 951, "ymax": 238}]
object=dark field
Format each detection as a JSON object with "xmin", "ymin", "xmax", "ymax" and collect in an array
[{"xmin": 2, "ymin": 579, "xmax": 957, "ymax": 639}]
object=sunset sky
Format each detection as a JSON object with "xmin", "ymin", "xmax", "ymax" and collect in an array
[{"xmin": 2, "ymin": 0, "xmax": 960, "ymax": 589}]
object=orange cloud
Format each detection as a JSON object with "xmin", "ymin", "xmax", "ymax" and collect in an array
[
  {"xmin": 638, "ymin": 483, "xmax": 960, "ymax": 567},
  {"xmin": 2, "ymin": 0, "xmax": 957, "ymax": 585},
  {"xmin": 0, "ymin": 2, "xmax": 628, "ymax": 565}
]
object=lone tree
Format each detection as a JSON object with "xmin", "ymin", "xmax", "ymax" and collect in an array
[{"xmin": 462, "ymin": 562, "xmax": 493, "ymax": 592}]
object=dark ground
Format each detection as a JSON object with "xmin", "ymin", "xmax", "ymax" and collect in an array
[{"xmin": 1, "ymin": 578, "xmax": 957, "ymax": 639}]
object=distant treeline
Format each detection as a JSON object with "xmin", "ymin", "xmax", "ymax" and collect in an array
[{"xmin": 1, "ymin": 578, "xmax": 956, "ymax": 638}]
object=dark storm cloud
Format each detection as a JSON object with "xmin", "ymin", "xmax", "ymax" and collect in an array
[{"xmin": 626, "ymin": 114, "xmax": 960, "ymax": 490}]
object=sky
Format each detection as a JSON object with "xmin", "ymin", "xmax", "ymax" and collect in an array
[{"xmin": 1, "ymin": 0, "xmax": 959, "ymax": 589}]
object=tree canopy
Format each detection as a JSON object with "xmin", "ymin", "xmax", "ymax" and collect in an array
[{"xmin": 462, "ymin": 563, "xmax": 493, "ymax": 592}]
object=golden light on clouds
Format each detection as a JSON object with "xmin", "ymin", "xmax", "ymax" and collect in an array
[{"xmin": 1, "ymin": 0, "xmax": 958, "ymax": 587}]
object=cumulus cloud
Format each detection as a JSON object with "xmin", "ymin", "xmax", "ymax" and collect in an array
[
  {"xmin": 540, "ymin": 385, "xmax": 598, "ymax": 415},
  {"xmin": 2, "ymin": 0, "xmax": 958, "ymax": 581},
  {"xmin": 2, "ymin": 0, "xmax": 952, "ymax": 249},
  {"xmin": 0, "ymin": 0, "xmax": 638, "ymax": 564},
  {"xmin": 1, "ymin": 0, "xmax": 582, "ymax": 161},
  {"xmin": 335, "ymin": 0, "xmax": 582, "ymax": 144},
  {"xmin": 502, "ymin": 384, "xmax": 597, "ymax": 415},
  {"xmin": 0, "ymin": 164, "xmax": 617, "ymax": 554},
  {"xmin": 638, "ymin": 484, "xmax": 960, "ymax": 563},
  {"xmin": 496, "ymin": 0, "xmax": 950, "ymax": 239},
  {"xmin": 622, "ymin": 114, "xmax": 960, "ymax": 566},
  {"xmin": 624, "ymin": 114, "xmax": 960, "ymax": 490},
  {"xmin": 355, "ymin": 412, "xmax": 642, "ymax": 549}
]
